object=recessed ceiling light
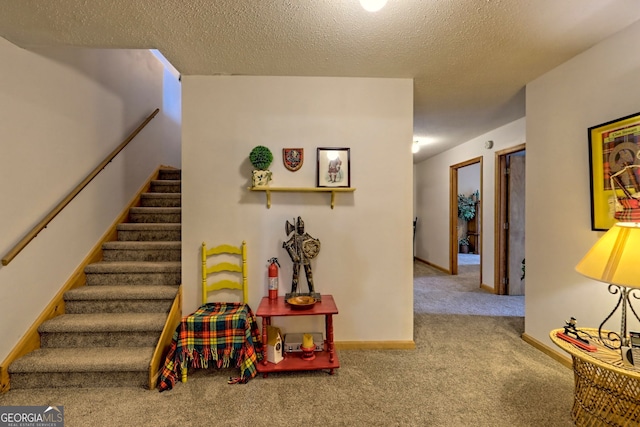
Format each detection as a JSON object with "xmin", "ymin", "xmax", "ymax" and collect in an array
[{"xmin": 359, "ymin": 0, "xmax": 387, "ymax": 12}]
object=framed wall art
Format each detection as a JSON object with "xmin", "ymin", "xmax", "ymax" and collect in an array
[
  {"xmin": 588, "ymin": 111, "xmax": 640, "ymax": 230},
  {"xmin": 317, "ymin": 147, "xmax": 350, "ymax": 188},
  {"xmin": 283, "ymin": 148, "xmax": 304, "ymax": 171}
]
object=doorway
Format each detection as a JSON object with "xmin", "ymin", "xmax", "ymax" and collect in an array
[
  {"xmin": 495, "ymin": 144, "xmax": 526, "ymax": 295},
  {"xmin": 449, "ymin": 157, "xmax": 482, "ymax": 284}
]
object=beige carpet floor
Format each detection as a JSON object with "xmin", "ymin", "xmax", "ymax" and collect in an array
[
  {"xmin": 0, "ymin": 260, "xmax": 574, "ymax": 427},
  {"xmin": 414, "ymin": 258, "xmax": 524, "ymax": 316}
]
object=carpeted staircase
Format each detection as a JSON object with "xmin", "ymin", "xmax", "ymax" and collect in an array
[{"xmin": 8, "ymin": 168, "xmax": 181, "ymax": 389}]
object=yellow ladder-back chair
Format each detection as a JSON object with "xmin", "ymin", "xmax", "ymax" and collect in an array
[
  {"xmin": 174, "ymin": 241, "xmax": 262, "ymax": 383},
  {"xmin": 159, "ymin": 241, "xmax": 262, "ymax": 390}
]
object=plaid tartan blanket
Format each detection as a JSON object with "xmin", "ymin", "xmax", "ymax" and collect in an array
[{"xmin": 158, "ymin": 302, "xmax": 263, "ymax": 391}]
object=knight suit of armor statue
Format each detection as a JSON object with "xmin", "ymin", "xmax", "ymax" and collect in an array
[{"xmin": 283, "ymin": 216, "xmax": 320, "ymax": 296}]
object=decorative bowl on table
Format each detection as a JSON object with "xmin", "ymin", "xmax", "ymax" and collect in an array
[{"xmin": 286, "ymin": 295, "xmax": 316, "ymax": 310}]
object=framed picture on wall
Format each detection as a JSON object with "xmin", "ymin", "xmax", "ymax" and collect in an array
[
  {"xmin": 588, "ymin": 111, "xmax": 640, "ymax": 230},
  {"xmin": 317, "ymin": 147, "xmax": 350, "ymax": 188},
  {"xmin": 283, "ymin": 148, "xmax": 304, "ymax": 171}
]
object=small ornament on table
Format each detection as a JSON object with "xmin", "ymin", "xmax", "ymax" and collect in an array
[
  {"xmin": 300, "ymin": 333, "xmax": 316, "ymax": 361},
  {"xmin": 266, "ymin": 325, "xmax": 284, "ymax": 364},
  {"xmin": 557, "ymin": 317, "xmax": 597, "ymax": 352},
  {"xmin": 282, "ymin": 216, "xmax": 321, "ymax": 302}
]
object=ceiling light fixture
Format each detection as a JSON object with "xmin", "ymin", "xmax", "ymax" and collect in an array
[
  {"xmin": 412, "ymin": 141, "xmax": 420, "ymax": 154},
  {"xmin": 359, "ymin": 0, "xmax": 387, "ymax": 12}
]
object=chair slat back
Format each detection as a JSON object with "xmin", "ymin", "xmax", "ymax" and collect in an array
[{"xmin": 201, "ymin": 241, "xmax": 248, "ymax": 305}]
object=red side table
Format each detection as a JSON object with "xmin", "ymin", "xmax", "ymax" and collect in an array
[{"xmin": 256, "ymin": 295, "xmax": 339, "ymax": 376}]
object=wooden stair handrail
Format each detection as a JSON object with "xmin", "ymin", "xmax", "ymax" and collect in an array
[{"xmin": 2, "ymin": 108, "xmax": 160, "ymax": 266}]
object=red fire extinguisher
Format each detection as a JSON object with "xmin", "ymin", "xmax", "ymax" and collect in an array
[{"xmin": 268, "ymin": 257, "xmax": 280, "ymax": 300}]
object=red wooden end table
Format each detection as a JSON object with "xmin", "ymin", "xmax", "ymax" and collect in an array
[{"xmin": 256, "ymin": 294, "xmax": 339, "ymax": 376}]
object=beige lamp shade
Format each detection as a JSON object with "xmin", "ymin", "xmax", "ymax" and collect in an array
[{"xmin": 575, "ymin": 222, "xmax": 640, "ymax": 288}]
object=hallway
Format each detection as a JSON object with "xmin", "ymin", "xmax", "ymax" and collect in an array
[{"xmin": 413, "ymin": 260, "xmax": 524, "ymax": 317}]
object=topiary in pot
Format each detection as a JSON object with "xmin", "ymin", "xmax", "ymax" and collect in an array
[
  {"xmin": 249, "ymin": 145, "xmax": 273, "ymax": 170},
  {"xmin": 249, "ymin": 145, "xmax": 274, "ymax": 187},
  {"xmin": 458, "ymin": 236, "xmax": 470, "ymax": 254}
]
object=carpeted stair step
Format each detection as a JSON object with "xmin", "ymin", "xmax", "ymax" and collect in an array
[
  {"xmin": 84, "ymin": 261, "xmax": 181, "ymax": 286},
  {"xmin": 140, "ymin": 193, "xmax": 181, "ymax": 207},
  {"xmin": 128, "ymin": 207, "xmax": 181, "ymax": 223},
  {"xmin": 64, "ymin": 285, "xmax": 179, "ymax": 314},
  {"xmin": 157, "ymin": 168, "xmax": 181, "ymax": 181},
  {"xmin": 102, "ymin": 241, "xmax": 181, "ymax": 262},
  {"xmin": 8, "ymin": 347, "xmax": 154, "ymax": 389},
  {"xmin": 116, "ymin": 223, "xmax": 181, "ymax": 242},
  {"xmin": 150, "ymin": 179, "xmax": 181, "ymax": 193},
  {"xmin": 38, "ymin": 313, "xmax": 167, "ymax": 348}
]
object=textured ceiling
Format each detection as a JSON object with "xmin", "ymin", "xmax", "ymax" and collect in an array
[{"xmin": 1, "ymin": 0, "xmax": 639, "ymax": 162}]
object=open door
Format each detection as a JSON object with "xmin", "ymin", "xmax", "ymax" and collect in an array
[
  {"xmin": 450, "ymin": 157, "xmax": 483, "ymax": 279},
  {"xmin": 495, "ymin": 144, "xmax": 526, "ymax": 295}
]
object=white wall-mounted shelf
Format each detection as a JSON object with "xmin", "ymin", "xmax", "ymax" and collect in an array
[{"xmin": 248, "ymin": 187, "xmax": 356, "ymax": 209}]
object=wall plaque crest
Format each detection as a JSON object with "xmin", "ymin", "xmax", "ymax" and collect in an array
[{"xmin": 283, "ymin": 148, "xmax": 304, "ymax": 171}]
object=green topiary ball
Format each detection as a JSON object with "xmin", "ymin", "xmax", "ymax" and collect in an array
[{"xmin": 249, "ymin": 146, "xmax": 273, "ymax": 170}]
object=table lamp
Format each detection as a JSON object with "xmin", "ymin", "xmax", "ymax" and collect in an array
[{"xmin": 575, "ymin": 222, "xmax": 640, "ymax": 349}]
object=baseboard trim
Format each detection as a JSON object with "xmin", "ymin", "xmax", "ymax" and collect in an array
[
  {"xmin": 522, "ymin": 332, "xmax": 571, "ymax": 369},
  {"xmin": 414, "ymin": 257, "xmax": 450, "ymax": 274},
  {"xmin": 480, "ymin": 283, "xmax": 494, "ymax": 293},
  {"xmin": 335, "ymin": 341, "xmax": 416, "ymax": 350}
]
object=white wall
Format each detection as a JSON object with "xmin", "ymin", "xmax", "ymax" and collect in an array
[
  {"xmin": 458, "ymin": 163, "xmax": 480, "ymax": 197},
  {"xmin": 525, "ymin": 20, "xmax": 640, "ymax": 348},
  {"xmin": 182, "ymin": 76, "xmax": 414, "ymax": 343},
  {"xmin": 0, "ymin": 38, "xmax": 181, "ymax": 362},
  {"xmin": 413, "ymin": 118, "xmax": 526, "ymax": 287}
]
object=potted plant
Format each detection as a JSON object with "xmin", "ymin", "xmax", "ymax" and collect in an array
[
  {"xmin": 459, "ymin": 236, "xmax": 470, "ymax": 254},
  {"xmin": 249, "ymin": 145, "xmax": 274, "ymax": 187},
  {"xmin": 457, "ymin": 193, "xmax": 476, "ymax": 221}
]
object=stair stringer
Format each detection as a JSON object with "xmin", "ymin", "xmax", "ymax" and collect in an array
[{"xmin": 148, "ymin": 284, "xmax": 182, "ymax": 389}]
